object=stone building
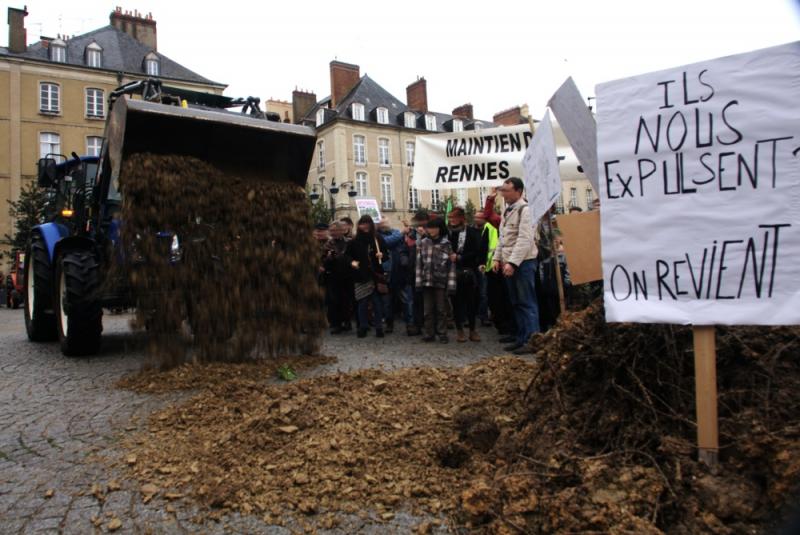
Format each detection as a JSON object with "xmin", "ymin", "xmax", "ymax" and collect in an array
[
  {"xmin": 0, "ymin": 6, "xmax": 225, "ymax": 256},
  {"xmin": 294, "ymin": 61, "xmax": 498, "ymax": 226}
]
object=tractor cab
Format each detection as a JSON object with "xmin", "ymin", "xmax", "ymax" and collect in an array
[{"xmin": 37, "ymin": 154, "xmax": 100, "ymax": 234}]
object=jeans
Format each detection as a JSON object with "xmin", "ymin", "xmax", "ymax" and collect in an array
[
  {"xmin": 398, "ymin": 285, "xmax": 414, "ymax": 324},
  {"xmin": 356, "ymin": 290, "xmax": 384, "ymax": 331},
  {"xmin": 423, "ymin": 287, "xmax": 447, "ymax": 337},
  {"xmin": 504, "ymin": 259, "xmax": 540, "ymax": 345}
]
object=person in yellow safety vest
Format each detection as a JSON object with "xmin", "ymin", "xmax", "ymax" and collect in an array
[{"xmin": 474, "ymin": 211, "xmax": 498, "ymax": 326}]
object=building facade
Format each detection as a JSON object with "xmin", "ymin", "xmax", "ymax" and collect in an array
[
  {"xmin": 0, "ymin": 6, "xmax": 226, "ymax": 257},
  {"xmin": 294, "ymin": 61, "xmax": 497, "ymax": 227}
]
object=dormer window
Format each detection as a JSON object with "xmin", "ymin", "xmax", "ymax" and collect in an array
[
  {"xmin": 404, "ymin": 112, "xmax": 416, "ymax": 129},
  {"xmin": 351, "ymin": 102, "xmax": 365, "ymax": 121},
  {"xmin": 473, "ymin": 122, "xmax": 483, "ymax": 131},
  {"xmin": 376, "ymin": 107, "xmax": 389, "ymax": 124},
  {"xmin": 316, "ymin": 108, "xmax": 325, "ymax": 127},
  {"xmin": 452, "ymin": 119, "xmax": 463, "ymax": 132},
  {"xmin": 50, "ymin": 39, "xmax": 66, "ymax": 63},
  {"xmin": 144, "ymin": 52, "xmax": 160, "ymax": 76},
  {"xmin": 425, "ymin": 114, "xmax": 437, "ymax": 131},
  {"xmin": 86, "ymin": 42, "xmax": 102, "ymax": 68}
]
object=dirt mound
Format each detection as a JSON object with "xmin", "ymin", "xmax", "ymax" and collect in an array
[
  {"xmin": 117, "ymin": 154, "xmax": 326, "ymax": 368},
  {"xmin": 118, "ymin": 358, "xmax": 536, "ymax": 525},
  {"xmin": 463, "ymin": 302, "xmax": 800, "ymax": 534}
]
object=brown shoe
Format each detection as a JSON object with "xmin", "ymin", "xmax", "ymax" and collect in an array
[
  {"xmin": 469, "ymin": 330, "xmax": 481, "ymax": 342},
  {"xmin": 456, "ymin": 329, "xmax": 467, "ymax": 343}
]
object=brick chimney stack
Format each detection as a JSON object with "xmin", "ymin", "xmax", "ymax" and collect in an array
[
  {"xmin": 452, "ymin": 103, "xmax": 473, "ymax": 120},
  {"xmin": 7, "ymin": 6, "xmax": 28, "ymax": 53},
  {"xmin": 493, "ymin": 106, "xmax": 526, "ymax": 126},
  {"xmin": 329, "ymin": 60, "xmax": 360, "ymax": 108},
  {"xmin": 406, "ymin": 77, "xmax": 428, "ymax": 113},
  {"xmin": 110, "ymin": 7, "xmax": 157, "ymax": 50},
  {"xmin": 292, "ymin": 88, "xmax": 318, "ymax": 124}
]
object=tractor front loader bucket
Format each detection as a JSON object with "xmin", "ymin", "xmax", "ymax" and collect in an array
[{"xmin": 102, "ymin": 97, "xmax": 316, "ymax": 189}]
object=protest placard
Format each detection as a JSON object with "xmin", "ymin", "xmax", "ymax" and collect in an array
[
  {"xmin": 556, "ymin": 210, "xmax": 602, "ymax": 285},
  {"xmin": 596, "ymin": 42, "xmax": 800, "ymax": 325},
  {"xmin": 522, "ymin": 110, "xmax": 561, "ymax": 224},
  {"xmin": 548, "ymin": 77, "xmax": 600, "ymax": 193},
  {"xmin": 355, "ymin": 198, "xmax": 382, "ymax": 223},
  {"xmin": 412, "ymin": 125, "xmax": 532, "ymax": 190}
]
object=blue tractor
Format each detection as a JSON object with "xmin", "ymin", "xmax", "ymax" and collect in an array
[{"xmin": 24, "ymin": 80, "xmax": 316, "ymax": 356}]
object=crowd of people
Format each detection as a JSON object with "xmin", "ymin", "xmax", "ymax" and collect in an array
[{"xmin": 314, "ymin": 177, "xmax": 569, "ymax": 355}]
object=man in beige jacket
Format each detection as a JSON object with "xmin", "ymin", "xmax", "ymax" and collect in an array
[{"xmin": 492, "ymin": 177, "xmax": 540, "ymax": 354}]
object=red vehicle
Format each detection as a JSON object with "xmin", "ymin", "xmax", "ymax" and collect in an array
[{"xmin": 6, "ymin": 251, "xmax": 25, "ymax": 308}]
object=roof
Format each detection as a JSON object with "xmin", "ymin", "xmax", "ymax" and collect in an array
[
  {"xmin": 305, "ymin": 74, "xmax": 495, "ymax": 132},
  {"xmin": 0, "ymin": 25, "xmax": 223, "ymax": 87}
]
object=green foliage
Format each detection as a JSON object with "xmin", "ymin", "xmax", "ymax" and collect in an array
[
  {"xmin": 308, "ymin": 196, "xmax": 333, "ymax": 226},
  {"xmin": 1, "ymin": 180, "xmax": 48, "ymax": 259},
  {"xmin": 464, "ymin": 199, "xmax": 476, "ymax": 225},
  {"xmin": 277, "ymin": 364, "xmax": 298, "ymax": 381}
]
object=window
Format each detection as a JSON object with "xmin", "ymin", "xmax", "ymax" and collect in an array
[
  {"xmin": 586, "ymin": 187, "xmax": 594, "ymax": 208},
  {"xmin": 479, "ymin": 187, "xmax": 488, "ymax": 207},
  {"xmin": 351, "ymin": 102, "xmax": 365, "ymax": 121},
  {"xmin": 378, "ymin": 138, "xmax": 391, "ymax": 167},
  {"xmin": 405, "ymin": 141, "xmax": 415, "ymax": 166},
  {"xmin": 39, "ymin": 132, "xmax": 61, "ymax": 159},
  {"xmin": 317, "ymin": 140, "xmax": 325, "ymax": 170},
  {"xmin": 570, "ymin": 187, "xmax": 578, "ymax": 208},
  {"xmin": 40, "ymin": 83, "xmax": 60, "ymax": 113},
  {"xmin": 380, "ymin": 174, "xmax": 394, "ymax": 209},
  {"xmin": 86, "ymin": 136, "xmax": 103, "ymax": 157},
  {"xmin": 555, "ymin": 196, "xmax": 565, "ymax": 214},
  {"xmin": 431, "ymin": 189, "xmax": 441, "ymax": 211},
  {"xmin": 50, "ymin": 40, "xmax": 66, "ymax": 63},
  {"xmin": 144, "ymin": 53, "xmax": 160, "ymax": 76},
  {"xmin": 353, "ymin": 135, "xmax": 366, "ymax": 165},
  {"xmin": 86, "ymin": 88, "xmax": 104, "ymax": 118},
  {"xmin": 473, "ymin": 122, "xmax": 483, "ymax": 131},
  {"xmin": 376, "ymin": 107, "xmax": 389, "ymax": 124},
  {"xmin": 315, "ymin": 108, "xmax": 325, "ymax": 127},
  {"xmin": 452, "ymin": 119, "xmax": 463, "ymax": 132},
  {"xmin": 86, "ymin": 42, "xmax": 102, "ymax": 68},
  {"xmin": 408, "ymin": 186, "xmax": 420, "ymax": 211},
  {"xmin": 404, "ymin": 112, "xmax": 416, "ymax": 128},
  {"xmin": 425, "ymin": 114, "xmax": 437, "ymax": 131},
  {"xmin": 456, "ymin": 188, "xmax": 467, "ymax": 208},
  {"xmin": 355, "ymin": 172, "xmax": 368, "ymax": 197}
]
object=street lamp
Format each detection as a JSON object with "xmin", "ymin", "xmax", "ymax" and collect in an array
[{"xmin": 309, "ymin": 177, "xmax": 357, "ymax": 219}]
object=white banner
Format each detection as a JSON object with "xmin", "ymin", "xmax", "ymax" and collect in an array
[
  {"xmin": 597, "ymin": 42, "xmax": 800, "ymax": 325},
  {"xmin": 522, "ymin": 110, "xmax": 561, "ymax": 223},
  {"xmin": 412, "ymin": 125, "xmax": 532, "ymax": 190},
  {"xmin": 548, "ymin": 77, "xmax": 600, "ymax": 193}
]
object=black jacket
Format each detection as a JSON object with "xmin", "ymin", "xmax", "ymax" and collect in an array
[
  {"xmin": 448, "ymin": 225, "xmax": 482, "ymax": 272},
  {"xmin": 345, "ymin": 233, "xmax": 388, "ymax": 284}
]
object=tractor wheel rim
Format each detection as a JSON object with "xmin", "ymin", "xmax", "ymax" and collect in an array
[{"xmin": 59, "ymin": 270, "xmax": 68, "ymax": 337}]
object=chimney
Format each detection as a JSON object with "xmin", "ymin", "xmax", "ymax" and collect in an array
[
  {"xmin": 7, "ymin": 6, "xmax": 28, "ymax": 53},
  {"xmin": 406, "ymin": 77, "xmax": 428, "ymax": 113},
  {"xmin": 292, "ymin": 88, "xmax": 317, "ymax": 124},
  {"xmin": 493, "ymin": 106, "xmax": 525, "ymax": 126},
  {"xmin": 329, "ymin": 60, "xmax": 360, "ymax": 108},
  {"xmin": 452, "ymin": 103, "xmax": 473, "ymax": 120},
  {"xmin": 110, "ymin": 7, "xmax": 157, "ymax": 50}
]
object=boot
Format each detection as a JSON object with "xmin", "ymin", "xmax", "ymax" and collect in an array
[
  {"xmin": 456, "ymin": 329, "xmax": 467, "ymax": 343},
  {"xmin": 469, "ymin": 330, "xmax": 481, "ymax": 342}
]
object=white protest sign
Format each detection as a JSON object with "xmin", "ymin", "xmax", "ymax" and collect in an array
[
  {"xmin": 522, "ymin": 110, "xmax": 561, "ymax": 223},
  {"xmin": 355, "ymin": 198, "xmax": 382, "ymax": 223},
  {"xmin": 412, "ymin": 125, "xmax": 532, "ymax": 190},
  {"xmin": 548, "ymin": 77, "xmax": 600, "ymax": 193},
  {"xmin": 597, "ymin": 42, "xmax": 800, "ymax": 325}
]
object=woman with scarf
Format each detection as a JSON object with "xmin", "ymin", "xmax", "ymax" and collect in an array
[{"xmin": 345, "ymin": 215, "xmax": 389, "ymax": 338}]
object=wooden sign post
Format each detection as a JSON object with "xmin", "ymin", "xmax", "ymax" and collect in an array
[{"xmin": 693, "ymin": 326, "xmax": 719, "ymax": 466}]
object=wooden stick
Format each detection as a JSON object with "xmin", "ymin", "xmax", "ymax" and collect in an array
[{"xmin": 693, "ymin": 325, "xmax": 719, "ymax": 466}]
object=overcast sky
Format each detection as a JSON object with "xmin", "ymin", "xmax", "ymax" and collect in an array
[{"xmin": 4, "ymin": 1, "xmax": 799, "ymax": 120}]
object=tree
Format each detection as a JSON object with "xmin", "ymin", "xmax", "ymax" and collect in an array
[
  {"xmin": 1, "ymin": 180, "xmax": 48, "ymax": 260},
  {"xmin": 464, "ymin": 199, "xmax": 476, "ymax": 225},
  {"xmin": 308, "ymin": 196, "xmax": 333, "ymax": 226}
]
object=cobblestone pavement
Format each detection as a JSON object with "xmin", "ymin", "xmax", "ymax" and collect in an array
[{"xmin": 0, "ymin": 308, "xmax": 512, "ymax": 534}]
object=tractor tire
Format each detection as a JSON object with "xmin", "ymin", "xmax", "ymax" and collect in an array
[
  {"xmin": 55, "ymin": 250, "xmax": 103, "ymax": 356},
  {"xmin": 24, "ymin": 233, "xmax": 58, "ymax": 341}
]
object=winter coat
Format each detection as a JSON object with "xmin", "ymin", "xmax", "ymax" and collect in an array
[
  {"xmin": 415, "ymin": 235, "xmax": 457, "ymax": 292},
  {"xmin": 494, "ymin": 198, "xmax": 538, "ymax": 268},
  {"xmin": 345, "ymin": 233, "xmax": 388, "ymax": 284}
]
